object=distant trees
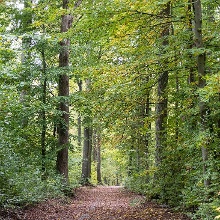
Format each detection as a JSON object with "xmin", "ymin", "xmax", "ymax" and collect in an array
[{"xmin": 73, "ymin": 1, "xmax": 219, "ymax": 219}]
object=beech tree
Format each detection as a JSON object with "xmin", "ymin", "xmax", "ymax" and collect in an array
[
  {"xmin": 56, "ymin": 0, "xmax": 73, "ymax": 182},
  {"xmin": 93, "ymin": 129, "xmax": 102, "ymax": 184},
  {"xmin": 81, "ymin": 79, "xmax": 93, "ymax": 185},
  {"xmin": 56, "ymin": 0, "xmax": 82, "ymax": 182},
  {"xmin": 155, "ymin": 2, "xmax": 171, "ymax": 167},
  {"xmin": 193, "ymin": 0, "xmax": 210, "ymax": 188}
]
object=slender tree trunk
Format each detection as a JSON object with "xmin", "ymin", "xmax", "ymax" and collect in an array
[
  {"xmin": 136, "ymin": 143, "xmax": 140, "ymax": 171},
  {"xmin": 56, "ymin": 1, "xmax": 73, "ymax": 182},
  {"xmin": 155, "ymin": 2, "xmax": 170, "ymax": 166},
  {"xmin": 187, "ymin": 0, "xmax": 195, "ymax": 85},
  {"xmin": 81, "ymin": 127, "xmax": 92, "ymax": 185},
  {"xmin": 20, "ymin": 0, "xmax": 32, "ymax": 127},
  {"xmin": 155, "ymin": 74, "xmax": 168, "ymax": 165},
  {"xmin": 128, "ymin": 148, "xmax": 133, "ymax": 177},
  {"xmin": 144, "ymin": 88, "xmax": 151, "ymax": 182},
  {"xmin": 186, "ymin": 0, "xmax": 197, "ymax": 133},
  {"xmin": 96, "ymin": 132, "xmax": 102, "ymax": 184},
  {"xmin": 82, "ymin": 127, "xmax": 89, "ymax": 182},
  {"xmin": 218, "ymin": 93, "xmax": 220, "ymax": 139},
  {"xmin": 88, "ymin": 128, "xmax": 92, "ymax": 180},
  {"xmin": 193, "ymin": 0, "xmax": 210, "ymax": 187},
  {"xmin": 145, "ymin": 89, "xmax": 151, "ymax": 154},
  {"xmin": 41, "ymin": 47, "xmax": 47, "ymax": 179},
  {"xmin": 93, "ymin": 130, "xmax": 102, "ymax": 184},
  {"xmin": 81, "ymin": 79, "xmax": 93, "ymax": 185},
  {"xmin": 175, "ymin": 74, "xmax": 179, "ymax": 141},
  {"xmin": 77, "ymin": 80, "xmax": 82, "ymax": 146}
]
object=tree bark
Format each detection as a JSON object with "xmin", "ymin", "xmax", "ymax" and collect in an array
[
  {"xmin": 145, "ymin": 89, "xmax": 151, "ymax": 152},
  {"xmin": 41, "ymin": 46, "xmax": 47, "ymax": 179},
  {"xmin": 93, "ymin": 130, "xmax": 102, "ymax": 184},
  {"xmin": 155, "ymin": 73, "xmax": 168, "ymax": 165},
  {"xmin": 144, "ymin": 76, "xmax": 151, "ymax": 161},
  {"xmin": 96, "ymin": 133, "xmax": 102, "ymax": 184},
  {"xmin": 56, "ymin": 1, "xmax": 73, "ymax": 182},
  {"xmin": 155, "ymin": 3, "xmax": 170, "ymax": 166},
  {"xmin": 175, "ymin": 73, "xmax": 179, "ymax": 141},
  {"xmin": 81, "ymin": 127, "xmax": 92, "ymax": 185},
  {"xmin": 193, "ymin": 0, "xmax": 210, "ymax": 187},
  {"xmin": 77, "ymin": 80, "xmax": 82, "ymax": 146},
  {"xmin": 144, "ymin": 88, "xmax": 151, "ymax": 182},
  {"xmin": 81, "ymin": 79, "xmax": 93, "ymax": 185}
]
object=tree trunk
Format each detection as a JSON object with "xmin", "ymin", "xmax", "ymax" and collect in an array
[
  {"xmin": 155, "ymin": 2, "xmax": 170, "ymax": 166},
  {"xmin": 81, "ymin": 78, "xmax": 93, "ymax": 185},
  {"xmin": 218, "ymin": 93, "xmax": 220, "ymax": 139},
  {"xmin": 187, "ymin": 0, "xmax": 195, "ymax": 85},
  {"xmin": 186, "ymin": 0, "xmax": 198, "ymax": 132},
  {"xmin": 96, "ymin": 133, "xmax": 102, "ymax": 184},
  {"xmin": 81, "ymin": 127, "xmax": 92, "ymax": 185},
  {"xmin": 128, "ymin": 146, "xmax": 134, "ymax": 177},
  {"xmin": 145, "ymin": 89, "xmax": 151, "ymax": 152},
  {"xmin": 77, "ymin": 80, "xmax": 82, "ymax": 146},
  {"xmin": 155, "ymin": 73, "xmax": 168, "ymax": 165},
  {"xmin": 193, "ymin": 0, "xmax": 210, "ymax": 187},
  {"xmin": 145, "ymin": 80, "xmax": 151, "ymax": 163},
  {"xmin": 20, "ymin": 0, "xmax": 32, "ymax": 127},
  {"xmin": 41, "ymin": 46, "xmax": 47, "ymax": 179},
  {"xmin": 56, "ymin": 1, "xmax": 73, "ymax": 182},
  {"xmin": 175, "ymin": 74, "xmax": 179, "ymax": 141},
  {"xmin": 93, "ymin": 130, "xmax": 102, "ymax": 184},
  {"xmin": 88, "ymin": 128, "xmax": 92, "ymax": 180}
]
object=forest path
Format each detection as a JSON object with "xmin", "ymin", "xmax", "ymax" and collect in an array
[{"xmin": 7, "ymin": 186, "xmax": 190, "ymax": 220}]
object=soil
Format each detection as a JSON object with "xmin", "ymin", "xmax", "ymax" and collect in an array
[{"xmin": 0, "ymin": 186, "xmax": 191, "ymax": 220}]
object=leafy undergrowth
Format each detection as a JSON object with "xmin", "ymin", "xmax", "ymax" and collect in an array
[{"xmin": 0, "ymin": 186, "xmax": 191, "ymax": 220}]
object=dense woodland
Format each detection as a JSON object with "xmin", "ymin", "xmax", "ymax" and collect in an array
[{"xmin": 0, "ymin": 0, "xmax": 220, "ymax": 219}]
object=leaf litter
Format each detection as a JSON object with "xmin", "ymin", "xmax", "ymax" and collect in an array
[{"xmin": 0, "ymin": 186, "xmax": 190, "ymax": 220}]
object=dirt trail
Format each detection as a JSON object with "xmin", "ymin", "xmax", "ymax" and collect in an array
[{"xmin": 1, "ymin": 186, "xmax": 190, "ymax": 220}]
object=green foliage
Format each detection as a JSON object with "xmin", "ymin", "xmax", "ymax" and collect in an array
[
  {"xmin": 75, "ymin": 1, "xmax": 220, "ymax": 219},
  {"xmin": 191, "ymin": 199, "xmax": 220, "ymax": 220},
  {"xmin": 0, "ymin": 2, "xmax": 219, "ymax": 220},
  {"xmin": 0, "ymin": 125, "xmax": 63, "ymax": 206},
  {"xmin": 68, "ymin": 150, "xmax": 82, "ymax": 187},
  {"xmin": 125, "ymin": 170, "xmax": 149, "ymax": 194},
  {"xmin": 0, "ymin": 0, "xmax": 70, "ymax": 207}
]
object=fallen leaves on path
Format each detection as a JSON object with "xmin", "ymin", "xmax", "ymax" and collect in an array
[{"xmin": 1, "ymin": 186, "xmax": 190, "ymax": 220}]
